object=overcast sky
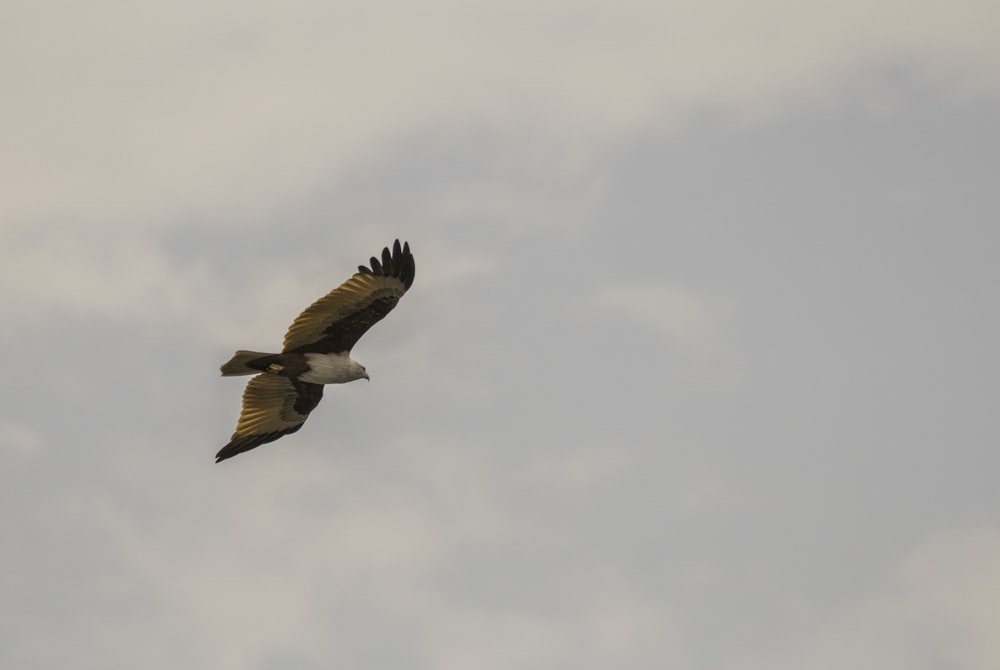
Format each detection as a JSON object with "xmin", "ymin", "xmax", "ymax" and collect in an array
[{"xmin": 3, "ymin": 1, "xmax": 999, "ymax": 668}]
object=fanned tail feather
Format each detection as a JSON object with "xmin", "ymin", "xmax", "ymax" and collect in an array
[{"xmin": 220, "ymin": 350, "xmax": 275, "ymax": 376}]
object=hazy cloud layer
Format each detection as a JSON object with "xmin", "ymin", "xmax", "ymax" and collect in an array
[
  {"xmin": 2, "ymin": 2, "xmax": 999, "ymax": 669},
  {"xmin": 4, "ymin": 0, "xmax": 999, "ymax": 227}
]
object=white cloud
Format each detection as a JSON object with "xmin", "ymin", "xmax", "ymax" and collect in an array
[
  {"xmin": 0, "ymin": 226, "xmax": 237, "ymax": 345},
  {"xmin": 30, "ymin": 434, "xmax": 528, "ymax": 669},
  {"xmin": 0, "ymin": 420, "xmax": 43, "ymax": 455},
  {"xmin": 0, "ymin": 225, "xmax": 429, "ymax": 347},
  {"xmin": 589, "ymin": 281, "xmax": 733, "ymax": 352},
  {"xmin": 587, "ymin": 281, "xmax": 747, "ymax": 388},
  {"xmin": 772, "ymin": 528, "xmax": 1000, "ymax": 670},
  {"xmin": 2, "ymin": 5, "xmax": 999, "ymax": 669},
  {"xmin": 3, "ymin": 0, "xmax": 998, "ymax": 228},
  {"xmin": 523, "ymin": 440, "xmax": 632, "ymax": 488},
  {"xmin": 419, "ymin": 592, "xmax": 684, "ymax": 670}
]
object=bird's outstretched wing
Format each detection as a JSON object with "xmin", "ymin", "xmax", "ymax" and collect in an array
[
  {"xmin": 282, "ymin": 240, "xmax": 415, "ymax": 354},
  {"xmin": 216, "ymin": 374, "xmax": 324, "ymax": 462}
]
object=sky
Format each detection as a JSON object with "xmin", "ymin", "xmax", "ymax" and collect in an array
[{"xmin": 2, "ymin": 1, "xmax": 999, "ymax": 668}]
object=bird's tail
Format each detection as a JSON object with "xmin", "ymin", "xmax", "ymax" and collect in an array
[{"xmin": 220, "ymin": 350, "xmax": 275, "ymax": 376}]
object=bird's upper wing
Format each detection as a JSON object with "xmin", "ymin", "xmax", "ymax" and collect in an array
[
  {"xmin": 282, "ymin": 240, "xmax": 415, "ymax": 354},
  {"xmin": 215, "ymin": 374, "xmax": 324, "ymax": 462}
]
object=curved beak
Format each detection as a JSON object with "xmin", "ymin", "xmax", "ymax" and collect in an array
[{"xmin": 363, "ymin": 371, "xmax": 370, "ymax": 381}]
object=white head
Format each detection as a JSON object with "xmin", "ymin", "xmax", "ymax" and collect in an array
[{"xmin": 349, "ymin": 358, "xmax": 370, "ymax": 382}]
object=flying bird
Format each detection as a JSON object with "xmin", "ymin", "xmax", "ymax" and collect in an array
[{"xmin": 216, "ymin": 239, "xmax": 415, "ymax": 462}]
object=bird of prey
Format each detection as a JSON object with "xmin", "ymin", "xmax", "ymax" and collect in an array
[{"xmin": 216, "ymin": 239, "xmax": 415, "ymax": 462}]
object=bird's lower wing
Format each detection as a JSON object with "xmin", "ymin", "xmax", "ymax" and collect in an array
[{"xmin": 216, "ymin": 374, "xmax": 324, "ymax": 462}]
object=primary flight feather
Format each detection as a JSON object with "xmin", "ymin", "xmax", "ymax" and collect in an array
[{"xmin": 216, "ymin": 239, "xmax": 415, "ymax": 462}]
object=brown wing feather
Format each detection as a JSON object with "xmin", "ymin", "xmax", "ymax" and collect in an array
[
  {"xmin": 282, "ymin": 240, "xmax": 415, "ymax": 354},
  {"xmin": 215, "ymin": 375, "xmax": 324, "ymax": 462}
]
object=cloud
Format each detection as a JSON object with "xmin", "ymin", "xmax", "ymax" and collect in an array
[
  {"xmin": 3, "ymin": 5, "xmax": 999, "ymax": 669},
  {"xmin": 0, "ymin": 226, "xmax": 242, "ymax": 345},
  {"xmin": 3, "ymin": 1, "xmax": 998, "ymax": 228},
  {"xmin": 772, "ymin": 528, "xmax": 1000, "ymax": 670},
  {"xmin": 585, "ymin": 280, "xmax": 747, "ymax": 389},
  {"xmin": 589, "ymin": 281, "xmax": 733, "ymax": 351},
  {"xmin": 0, "ymin": 434, "xmax": 530, "ymax": 669},
  {"xmin": 0, "ymin": 421, "xmax": 43, "ymax": 456},
  {"xmin": 0, "ymin": 225, "xmax": 449, "ymax": 348}
]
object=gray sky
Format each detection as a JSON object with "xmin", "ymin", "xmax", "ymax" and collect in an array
[{"xmin": 3, "ymin": 1, "xmax": 999, "ymax": 668}]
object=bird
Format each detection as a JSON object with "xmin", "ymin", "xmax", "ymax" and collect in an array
[{"xmin": 215, "ymin": 239, "xmax": 415, "ymax": 462}]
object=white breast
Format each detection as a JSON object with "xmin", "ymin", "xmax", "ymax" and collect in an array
[{"xmin": 299, "ymin": 352, "xmax": 364, "ymax": 384}]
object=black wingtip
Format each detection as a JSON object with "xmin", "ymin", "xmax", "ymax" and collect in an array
[
  {"xmin": 392, "ymin": 239, "xmax": 415, "ymax": 290},
  {"xmin": 215, "ymin": 426, "xmax": 303, "ymax": 463},
  {"xmin": 215, "ymin": 438, "xmax": 254, "ymax": 463},
  {"xmin": 358, "ymin": 239, "xmax": 415, "ymax": 289}
]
